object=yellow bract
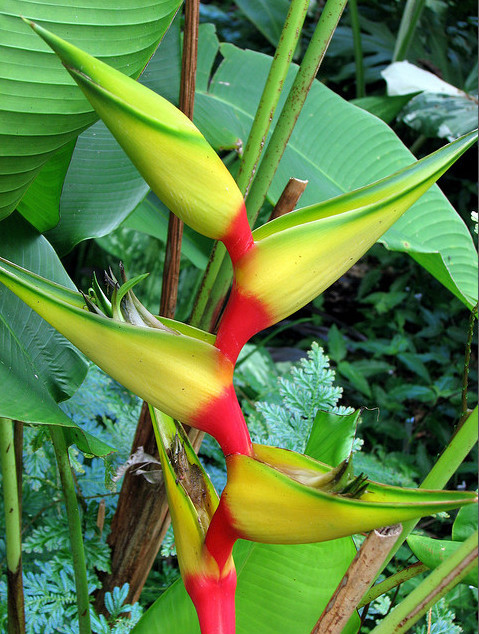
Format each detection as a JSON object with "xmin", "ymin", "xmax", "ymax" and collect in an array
[
  {"xmin": 223, "ymin": 445, "xmax": 477, "ymax": 544},
  {"xmin": 234, "ymin": 131, "xmax": 478, "ymax": 327},
  {"xmin": 27, "ymin": 20, "xmax": 245, "ymax": 242},
  {"xmin": 0, "ymin": 257, "xmax": 232, "ymax": 428},
  {"xmin": 151, "ymin": 408, "xmax": 235, "ymax": 579}
]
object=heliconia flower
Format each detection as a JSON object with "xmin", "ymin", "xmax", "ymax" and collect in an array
[
  {"xmin": 205, "ymin": 444, "xmax": 478, "ymax": 570},
  {"xmin": 215, "ymin": 130, "xmax": 478, "ymax": 362},
  {"xmin": 25, "ymin": 19, "xmax": 253, "ymax": 264},
  {"xmin": 0, "ymin": 257, "xmax": 252, "ymax": 456},
  {"xmin": 150, "ymin": 408, "xmax": 237, "ymax": 634}
]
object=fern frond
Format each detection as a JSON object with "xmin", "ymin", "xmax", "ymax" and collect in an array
[{"xmin": 248, "ymin": 342, "xmax": 353, "ymax": 452}]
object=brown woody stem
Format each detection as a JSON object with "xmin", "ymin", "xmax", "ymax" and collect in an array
[
  {"xmin": 311, "ymin": 525, "xmax": 402, "ymax": 634},
  {"xmin": 270, "ymin": 177, "xmax": 308, "ymax": 220},
  {"xmin": 160, "ymin": 0, "xmax": 200, "ymax": 318}
]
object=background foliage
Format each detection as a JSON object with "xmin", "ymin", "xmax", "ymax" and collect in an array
[{"xmin": 0, "ymin": 0, "xmax": 477, "ymax": 632}]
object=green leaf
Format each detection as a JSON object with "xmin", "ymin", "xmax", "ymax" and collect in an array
[
  {"xmin": 0, "ymin": 0, "xmax": 182, "ymax": 222},
  {"xmin": 361, "ymin": 291, "xmax": 408, "ymax": 314},
  {"xmin": 452, "ymin": 503, "xmax": 478, "ymax": 543},
  {"xmin": 346, "ymin": 359, "xmax": 394, "ymax": 379},
  {"xmin": 235, "ymin": 0, "xmax": 290, "ymax": 47},
  {"xmin": 327, "ymin": 323, "xmax": 347, "ymax": 362},
  {"xmin": 397, "ymin": 352, "xmax": 432, "ymax": 383},
  {"xmin": 400, "ymin": 93, "xmax": 478, "ymax": 141},
  {"xmin": 305, "ymin": 410, "xmax": 361, "ymax": 467},
  {"xmin": 46, "ymin": 121, "xmax": 150, "ymax": 254},
  {"xmin": 351, "ymin": 93, "xmax": 418, "ymax": 124},
  {"xmin": 123, "ymin": 194, "xmax": 212, "ymax": 270},
  {"xmin": 16, "ymin": 140, "xmax": 76, "ymax": 233},
  {"xmin": 193, "ymin": 43, "xmax": 478, "ymax": 309},
  {"xmin": 0, "ymin": 214, "xmax": 112, "ymax": 456},
  {"xmin": 338, "ymin": 361, "xmax": 372, "ymax": 397},
  {"xmin": 196, "ymin": 23, "xmax": 221, "ymax": 94},
  {"xmin": 389, "ymin": 384, "xmax": 437, "ymax": 404},
  {"xmin": 133, "ymin": 539, "xmax": 360, "ymax": 634},
  {"xmin": 407, "ymin": 533, "xmax": 478, "ymax": 588}
]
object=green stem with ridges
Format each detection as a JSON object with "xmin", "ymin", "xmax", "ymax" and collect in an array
[
  {"xmin": 236, "ymin": 0, "xmax": 310, "ymax": 197},
  {"xmin": 376, "ymin": 406, "xmax": 478, "ymax": 572},
  {"xmin": 369, "ymin": 531, "xmax": 478, "ymax": 634},
  {"xmin": 349, "ymin": 0, "xmax": 365, "ymax": 98},
  {"xmin": 50, "ymin": 426, "xmax": 91, "ymax": 634},
  {"xmin": 358, "ymin": 562, "xmax": 428, "ymax": 608},
  {"xmin": 460, "ymin": 308, "xmax": 476, "ymax": 422},
  {"xmin": 393, "ymin": 0, "xmax": 426, "ymax": 62},
  {"xmin": 191, "ymin": 0, "xmax": 348, "ymax": 330},
  {"xmin": 0, "ymin": 418, "xmax": 25, "ymax": 634},
  {"xmin": 191, "ymin": 0, "xmax": 310, "ymax": 330},
  {"xmin": 189, "ymin": 241, "xmax": 229, "ymax": 329},
  {"xmin": 244, "ymin": 0, "xmax": 349, "ymax": 225}
]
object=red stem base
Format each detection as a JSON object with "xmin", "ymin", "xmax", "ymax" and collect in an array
[{"xmin": 185, "ymin": 568, "xmax": 237, "ymax": 634}]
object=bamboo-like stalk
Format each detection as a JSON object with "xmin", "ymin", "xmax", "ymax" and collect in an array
[
  {"xmin": 236, "ymin": 0, "xmax": 310, "ymax": 197},
  {"xmin": 374, "ymin": 406, "xmax": 478, "ymax": 575},
  {"xmin": 244, "ymin": 0, "xmax": 349, "ymax": 225},
  {"xmin": 392, "ymin": 0, "xmax": 426, "ymax": 62},
  {"xmin": 49, "ymin": 426, "xmax": 91, "ymax": 634},
  {"xmin": 460, "ymin": 308, "xmax": 476, "ymax": 422},
  {"xmin": 191, "ymin": 0, "xmax": 348, "ymax": 332},
  {"xmin": 311, "ymin": 525, "xmax": 402, "ymax": 633},
  {"xmin": 349, "ymin": 0, "xmax": 365, "ymax": 98},
  {"xmin": 369, "ymin": 531, "xmax": 478, "ymax": 634},
  {"xmin": 358, "ymin": 562, "xmax": 428, "ymax": 608},
  {"xmin": 0, "ymin": 418, "xmax": 25, "ymax": 634}
]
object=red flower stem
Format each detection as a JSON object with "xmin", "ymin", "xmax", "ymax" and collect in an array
[
  {"xmin": 194, "ymin": 385, "xmax": 253, "ymax": 457},
  {"xmin": 185, "ymin": 569, "xmax": 237, "ymax": 634},
  {"xmin": 215, "ymin": 280, "xmax": 272, "ymax": 365},
  {"xmin": 222, "ymin": 203, "xmax": 254, "ymax": 267},
  {"xmin": 205, "ymin": 498, "xmax": 238, "ymax": 572}
]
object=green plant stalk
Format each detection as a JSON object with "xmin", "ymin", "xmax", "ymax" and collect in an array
[
  {"xmin": 393, "ymin": 0, "xmax": 426, "ymax": 62},
  {"xmin": 376, "ymin": 406, "xmax": 478, "ymax": 573},
  {"xmin": 236, "ymin": 0, "xmax": 310, "ymax": 197},
  {"xmin": 348, "ymin": 0, "xmax": 365, "ymax": 98},
  {"xmin": 191, "ymin": 0, "xmax": 348, "ymax": 330},
  {"xmin": 244, "ymin": 0, "xmax": 348, "ymax": 224},
  {"xmin": 191, "ymin": 0, "xmax": 309, "ymax": 328},
  {"xmin": 49, "ymin": 426, "xmax": 91, "ymax": 634},
  {"xmin": 358, "ymin": 562, "xmax": 428, "ymax": 608},
  {"xmin": 0, "ymin": 418, "xmax": 25, "ymax": 634},
  {"xmin": 460, "ymin": 308, "xmax": 476, "ymax": 422},
  {"xmin": 190, "ymin": 241, "xmax": 229, "ymax": 329},
  {"xmin": 369, "ymin": 531, "xmax": 478, "ymax": 634}
]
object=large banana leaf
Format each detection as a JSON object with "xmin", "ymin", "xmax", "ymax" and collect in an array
[
  {"xmin": 134, "ymin": 539, "xmax": 358, "ymax": 634},
  {"xmin": 235, "ymin": 0, "xmax": 290, "ymax": 48},
  {"xmin": 0, "ymin": 0, "xmax": 182, "ymax": 223},
  {"xmin": 0, "ymin": 214, "xmax": 111, "ymax": 455},
  {"xmin": 192, "ymin": 40, "xmax": 477, "ymax": 310}
]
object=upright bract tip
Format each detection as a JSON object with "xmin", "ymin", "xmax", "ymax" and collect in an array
[
  {"xmin": 151, "ymin": 409, "xmax": 237, "ymax": 633},
  {"xmin": 216, "ymin": 131, "xmax": 478, "ymax": 360},
  {"xmin": 27, "ymin": 20, "xmax": 252, "ymax": 259}
]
